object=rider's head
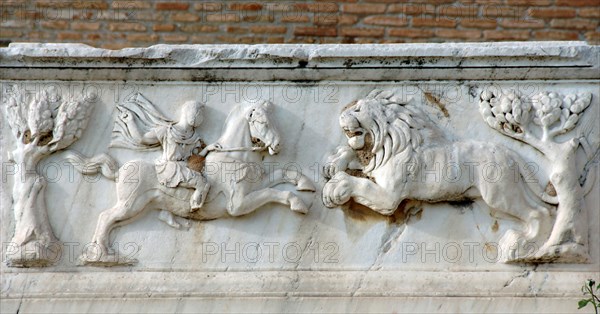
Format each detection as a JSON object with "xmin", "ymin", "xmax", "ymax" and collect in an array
[{"xmin": 181, "ymin": 100, "xmax": 205, "ymax": 128}]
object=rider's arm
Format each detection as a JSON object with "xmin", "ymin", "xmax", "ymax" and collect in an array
[
  {"xmin": 123, "ymin": 112, "xmax": 160, "ymax": 145},
  {"xmin": 198, "ymin": 143, "xmax": 221, "ymax": 157},
  {"xmin": 139, "ymin": 130, "xmax": 159, "ymax": 145}
]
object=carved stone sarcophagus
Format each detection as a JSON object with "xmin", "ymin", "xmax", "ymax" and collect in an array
[{"xmin": 1, "ymin": 42, "xmax": 598, "ymax": 312}]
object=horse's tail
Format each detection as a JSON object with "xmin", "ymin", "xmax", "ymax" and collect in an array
[{"xmin": 63, "ymin": 150, "xmax": 118, "ymax": 180}]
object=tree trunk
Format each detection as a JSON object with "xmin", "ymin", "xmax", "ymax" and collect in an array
[
  {"xmin": 7, "ymin": 144, "xmax": 59, "ymax": 267},
  {"xmin": 537, "ymin": 138, "xmax": 589, "ymax": 262}
]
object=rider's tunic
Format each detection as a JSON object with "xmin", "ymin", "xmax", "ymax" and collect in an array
[{"xmin": 154, "ymin": 124, "xmax": 201, "ymax": 188}]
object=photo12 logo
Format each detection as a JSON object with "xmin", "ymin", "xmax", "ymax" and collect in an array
[{"xmin": 200, "ymin": 241, "xmax": 339, "ymax": 264}]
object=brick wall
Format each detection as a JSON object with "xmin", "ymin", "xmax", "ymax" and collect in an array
[{"xmin": 1, "ymin": 0, "xmax": 599, "ymax": 49}]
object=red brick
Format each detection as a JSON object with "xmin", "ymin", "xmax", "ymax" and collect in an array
[
  {"xmin": 506, "ymin": 0, "xmax": 552, "ymax": 5},
  {"xmin": 265, "ymin": 3, "xmax": 294, "ymax": 12},
  {"xmin": 153, "ymin": 24, "xmax": 176, "ymax": 32},
  {"xmin": 71, "ymin": 22, "xmax": 101, "ymax": 31},
  {"xmin": 340, "ymin": 27, "xmax": 385, "ymax": 37},
  {"xmin": 205, "ymin": 13, "xmax": 241, "ymax": 22},
  {"xmin": 342, "ymin": 4, "xmax": 386, "ymax": 14},
  {"xmin": 101, "ymin": 43, "xmax": 130, "ymax": 50},
  {"xmin": 194, "ymin": 3, "xmax": 222, "ymax": 11},
  {"xmin": 155, "ymin": 2, "xmax": 189, "ymax": 10},
  {"xmin": 228, "ymin": 3, "xmax": 263, "ymax": 11},
  {"xmin": 412, "ymin": 17, "xmax": 456, "ymax": 28},
  {"xmin": 556, "ymin": 0, "xmax": 600, "ymax": 6},
  {"xmin": 41, "ymin": 20, "xmax": 68, "ymax": 30},
  {"xmin": 281, "ymin": 15, "xmax": 310, "ymax": 23},
  {"xmin": 35, "ymin": 0, "xmax": 72, "ymax": 8},
  {"xmin": 292, "ymin": 3, "xmax": 338, "ymax": 13},
  {"xmin": 0, "ymin": 29, "xmax": 22, "ymax": 37},
  {"xmin": 72, "ymin": 1, "xmax": 108, "ymax": 9},
  {"xmin": 57, "ymin": 32, "xmax": 82, "ymax": 40},
  {"xmin": 585, "ymin": 31, "xmax": 600, "ymax": 44},
  {"xmin": 435, "ymin": 29, "xmax": 481, "ymax": 39},
  {"xmin": 528, "ymin": 8, "xmax": 576, "ymax": 18},
  {"xmin": 112, "ymin": 1, "xmax": 151, "ymax": 9},
  {"xmin": 550, "ymin": 18, "xmax": 599, "ymax": 30},
  {"xmin": 459, "ymin": 0, "xmax": 502, "ymax": 3},
  {"xmin": 130, "ymin": 12, "xmax": 164, "ymax": 22},
  {"xmin": 482, "ymin": 6, "xmax": 524, "ymax": 18},
  {"xmin": 127, "ymin": 33, "xmax": 159, "ymax": 42},
  {"xmin": 579, "ymin": 8, "xmax": 600, "ymax": 18},
  {"xmin": 250, "ymin": 25, "xmax": 287, "ymax": 34},
  {"xmin": 242, "ymin": 14, "xmax": 274, "ymax": 23},
  {"xmin": 190, "ymin": 35, "xmax": 216, "ymax": 43},
  {"xmin": 27, "ymin": 31, "xmax": 53, "ymax": 40},
  {"xmin": 484, "ymin": 30, "xmax": 530, "ymax": 40},
  {"xmin": 266, "ymin": 37, "xmax": 285, "ymax": 43},
  {"xmin": 499, "ymin": 19, "xmax": 546, "ymax": 28},
  {"xmin": 314, "ymin": 15, "xmax": 358, "ymax": 25},
  {"xmin": 460, "ymin": 18, "xmax": 498, "ymax": 29},
  {"xmin": 411, "ymin": 0, "xmax": 455, "ymax": 3},
  {"xmin": 388, "ymin": 4, "xmax": 435, "ymax": 15},
  {"xmin": 363, "ymin": 15, "xmax": 408, "ymax": 27},
  {"xmin": 226, "ymin": 26, "xmax": 248, "ymax": 34},
  {"xmin": 389, "ymin": 28, "xmax": 435, "ymax": 38},
  {"xmin": 171, "ymin": 12, "xmax": 200, "ymax": 22},
  {"xmin": 162, "ymin": 34, "xmax": 188, "ymax": 42},
  {"xmin": 294, "ymin": 26, "xmax": 337, "ymax": 37},
  {"xmin": 87, "ymin": 34, "xmax": 101, "ymax": 40},
  {"xmin": 438, "ymin": 6, "xmax": 480, "ymax": 17},
  {"xmin": 534, "ymin": 30, "xmax": 580, "ymax": 40},
  {"xmin": 0, "ymin": 0, "xmax": 22, "ymax": 6},
  {"xmin": 14, "ymin": 9, "xmax": 44, "ymax": 20},
  {"xmin": 108, "ymin": 23, "xmax": 146, "ymax": 32},
  {"xmin": 0, "ymin": 20, "xmax": 29, "ymax": 29},
  {"xmin": 180, "ymin": 25, "xmax": 219, "ymax": 32}
]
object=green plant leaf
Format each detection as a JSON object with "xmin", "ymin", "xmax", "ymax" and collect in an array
[{"xmin": 578, "ymin": 299, "xmax": 590, "ymax": 309}]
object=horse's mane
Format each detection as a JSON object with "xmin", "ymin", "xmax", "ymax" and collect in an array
[{"xmin": 358, "ymin": 89, "xmax": 445, "ymax": 172}]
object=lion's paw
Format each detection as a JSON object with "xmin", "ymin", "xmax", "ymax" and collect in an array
[{"xmin": 322, "ymin": 172, "xmax": 354, "ymax": 208}]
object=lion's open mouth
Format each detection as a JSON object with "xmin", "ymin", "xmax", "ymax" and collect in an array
[{"xmin": 343, "ymin": 128, "xmax": 363, "ymax": 138}]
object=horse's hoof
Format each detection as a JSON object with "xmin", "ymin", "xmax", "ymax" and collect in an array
[
  {"xmin": 296, "ymin": 178, "xmax": 316, "ymax": 192},
  {"xmin": 290, "ymin": 198, "xmax": 309, "ymax": 214},
  {"xmin": 78, "ymin": 253, "xmax": 137, "ymax": 267}
]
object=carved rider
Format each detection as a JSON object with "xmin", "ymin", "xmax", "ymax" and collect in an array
[{"xmin": 119, "ymin": 98, "xmax": 210, "ymax": 211}]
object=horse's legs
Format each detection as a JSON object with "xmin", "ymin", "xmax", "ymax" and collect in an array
[
  {"xmin": 266, "ymin": 169, "xmax": 316, "ymax": 191},
  {"xmin": 228, "ymin": 188, "xmax": 308, "ymax": 217},
  {"xmin": 90, "ymin": 199, "xmax": 147, "ymax": 254}
]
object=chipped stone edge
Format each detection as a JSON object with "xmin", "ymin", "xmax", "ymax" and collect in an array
[{"xmin": 0, "ymin": 42, "xmax": 598, "ymax": 69}]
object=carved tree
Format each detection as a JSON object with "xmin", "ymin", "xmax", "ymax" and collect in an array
[
  {"xmin": 479, "ymin": 89, "xmax": 598, "ymax": 262},
  {"xmin": 3, "ymin": 86, "xmax": 94, "ymax": 267}
]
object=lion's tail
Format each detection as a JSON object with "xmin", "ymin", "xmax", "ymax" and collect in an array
[
  {"xmin": 507, "ymin": 151, "xmax": 558, "ymax": 205},
  {"xmin": 63, "ymin": 150, "xmax": 118, "ymax": 181}
]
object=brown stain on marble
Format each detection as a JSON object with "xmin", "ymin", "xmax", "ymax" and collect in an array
[
  {"xmin": 545, "ymin": 181, "xmax": 557, "ymax": 197},
  {"xmin": 343, "ymin": 198, "xmax": 422, "ymax": 225},
  {"xmin": 491, "ymin": 220, "xmax": 499, "ymax": 233},
  {"xmin": 423, "ymin": 92, "xmax": 450, "ymax": 118}
]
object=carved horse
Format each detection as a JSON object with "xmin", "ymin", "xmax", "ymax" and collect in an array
[{"xmin": 66, "ymin": 100, "xmax": 315, "ymax": 265}]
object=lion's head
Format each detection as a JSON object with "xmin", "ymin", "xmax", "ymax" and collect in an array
[{"xmin": 340, "ymin": 89, "xmax": 436, "ymax": 172}]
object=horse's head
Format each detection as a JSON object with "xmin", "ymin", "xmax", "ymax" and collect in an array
[{"xmin": 245, "ymin": 100, "xmax": 280, "ymax": 155}]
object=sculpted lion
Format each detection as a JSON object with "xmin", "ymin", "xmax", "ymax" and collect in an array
[{"xmin": 322, "ymin": 89, "xmax": 557, "ymax": 262}]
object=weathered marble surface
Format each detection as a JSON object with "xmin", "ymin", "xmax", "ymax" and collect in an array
[{"xmin": 1, "ymin": 42, "xmax": 599, "ymax": 313}]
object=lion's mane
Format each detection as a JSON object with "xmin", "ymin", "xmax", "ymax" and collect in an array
[{"xmin": 348, "ymin": 89, "xmax": 445, "ymax": 172}]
